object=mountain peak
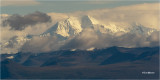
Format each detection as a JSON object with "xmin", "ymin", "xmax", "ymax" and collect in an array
[
  {"xmin": 81, "ymin": 15, "xmax": 99, "ymax": 28},
  {"xmin": 43, "ymin": 16, "xmax": 82, "ymax": 37},
  {"xmin": 43, "ymin": 15, "xmax": 157, "ymax": 38}
]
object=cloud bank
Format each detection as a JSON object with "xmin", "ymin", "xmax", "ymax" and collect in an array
[
  {"xmin": 75, "ymin": 3, "xmax": 159, "ymax": 30},
  {"xmin": 20, "ymin": 36, "xmax": 60, "ymax": 53},
  {"xmin": 19, "ymin": 28, "xmax": 159, "ymax": 53},
  {"xmin": 61, "ymin": 28, "xmax": 159, "ymax": 50}
]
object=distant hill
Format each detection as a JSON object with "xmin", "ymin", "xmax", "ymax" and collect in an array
[{"xmin": 1, "ymin": 47, "xmax": 159, "ymax": 79}]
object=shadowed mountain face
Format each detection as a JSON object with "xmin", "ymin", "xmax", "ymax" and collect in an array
[{"xmin": 1, "ymin": 47, "xmax": 159, "ymax": 79}]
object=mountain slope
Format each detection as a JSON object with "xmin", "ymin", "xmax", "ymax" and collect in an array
[
  {"xmin": 43, "ymin": 15, "xmax": 157, "ymax": 38},
  {"xmin": 43, "ymin": 17, "xmax": 82, "ymax": 37},
  {"xmin": 1, "ymin": 47, "xmax": 159, "ymax": 79}
]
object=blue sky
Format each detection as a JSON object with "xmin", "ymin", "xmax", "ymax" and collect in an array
[{"xmin": 1, "ymin": 0, "xmax": 159, "ymax": 15}]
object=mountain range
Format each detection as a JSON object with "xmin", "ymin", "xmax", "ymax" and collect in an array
[
  {"xmin": 1, "ymin": 46, "xmax": 159, "ymax": 79},
  {"xmin": 1, "ymin": 15, "xmax": 158, "ymax": 54},
  {"xmin": 1, "ymin": 15, "xmax": 159, "ymax": 79},
  {"xmin": 42, "ymin": 15, "xmax": 156, "ymax": 38}
]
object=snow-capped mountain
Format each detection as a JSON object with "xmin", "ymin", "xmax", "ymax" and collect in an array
[
  {"xmin": 43, "ymin": 17, "xmax": 82, "ymax": 37},
  {"xmin": 81, "ymin": 15, "xmax": 128, "ymax": 34},
  {"xmin": 1, "ymin": 15, "xmax": 158, "ymax": 54},
  {"xmin": 42, "ymin": 15, "xmax": 157, "ymax": 38}
]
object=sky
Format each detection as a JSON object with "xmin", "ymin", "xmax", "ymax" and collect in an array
[{"xmin": 1, "ymin": 0, "xmax": 159, "ymax": 15}]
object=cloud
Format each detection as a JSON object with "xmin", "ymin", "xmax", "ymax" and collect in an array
[
  {"xmin": 61, "ymin": 28, "xmax": 159, "ymax": 50},
  {"xmin": 81, "ymin": 3, "xmax": 159, "ymax": 30},
  {"xmin": 147, "ymin": 31, "xmax": 159, "ymax": 46},
  {"xmin": 20, "ymin": 36, "xmax": 60, "ymax": 53},
  {"xmin": 61, "ymin": 28, "xmax": 98, "ymax": 50},
  {"xmin": 3, "ymin": 11, "xmax": 51, "ymax": 30},
  {"xmin": 1, "ymin": 0, "xmax": 40, "ymax": 6},
  {"xmin": 19, "ymin": 27, "xmax": 159, "ymax": 53}
]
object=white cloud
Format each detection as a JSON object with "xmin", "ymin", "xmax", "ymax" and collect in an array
[
  {"xmin": 61, "ymin": 28, "xmax": 99, "ymax": 50},
  {"xmin": 78, "ymin": 3, "xmax": 159, "ymax": 30},
  {"xmin": 20, "ymin": 36, "xmax": 60, "ymax": 53},
  {"xmin": 61, "ymin": 28, "xmax": 159, "ymax": 50},
  {"xmin": 1, "ymin": 0, "xmax": 40, "ymax": 6}
]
